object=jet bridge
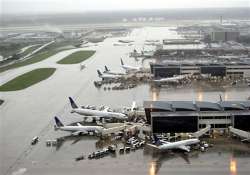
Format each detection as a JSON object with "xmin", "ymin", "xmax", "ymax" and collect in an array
[
  {"xmin": 229, "ymin": 126, "xmax": 250, "ymax": 141},
  {"xmin": 191, "ymin": 125, "xmax": 211, "ymax": 138}
]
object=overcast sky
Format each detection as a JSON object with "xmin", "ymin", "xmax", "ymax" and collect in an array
[{"xmin": 2, "ymin": 0, "xmax": 250, "ymax": 14}]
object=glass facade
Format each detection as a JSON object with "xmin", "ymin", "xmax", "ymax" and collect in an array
[
  {"xmin": 152, "ymin": 116, "xmax": 198, "ymax": 133},
  {"xmin": 200, "ymin": 66, "xmax": 226, "ymax": 77},
  {"xmin": 234, "ymin": 115, "xmax": 250, "ymax": 131}
]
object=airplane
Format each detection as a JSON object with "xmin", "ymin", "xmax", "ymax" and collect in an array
[
  {"xmin": 147, "ymin": 134, "xmax": 200, "ymax": 152},
  {"xmin": 69, "ymin": 97, "xmax": 128, "ymax": 121},
  {"xmin": 103, "ymin": 66, "xmax": 125, "ymax": 75},
  {"xmin": 120, "ymin": 58, "xmax": 142, "ymax": 72},
  {"xmin": 97, "ymin": 69, "xmax": 121, "ymax": 80},
  {"xmin": 54, "ymin": 116, "xmax": 104, "ymax": 136},
  {"xmin": 153, "ymin": 74, "xmax": 189, "ymax": 83}
]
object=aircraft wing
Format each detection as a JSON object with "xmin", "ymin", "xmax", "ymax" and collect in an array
[
  {"xmin": 160, "ymin": 140, "xmax": 170, "ymax": 144},
  {"xmin": 72, "ymin": 130, "xmax": 87, "ymax": 136},
  {"xmin": 146, "ymin": 143, "xmax": 161, "ymax": 150},
  {"xmin": 177, "ymin": 145, "xmax": 190, "ymax": 152}
]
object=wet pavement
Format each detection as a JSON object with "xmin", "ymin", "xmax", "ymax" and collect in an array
[{"xmin": 1, "ymin": 27, "xmax": 250, "ymax": 175}]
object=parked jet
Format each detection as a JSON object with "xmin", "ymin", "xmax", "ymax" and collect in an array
[
  {"xmin": 153, "ymin": 74, "xmax": 189, "ymax": 83},
  {"xmin": 148, "ymin": 135, "xmax": 200, "ymax": 152},
  {"xmin": 104, "ymin": 66, "xmax": 125, "ymax": 75},
  {"xmin": 120, "ymin": 58, "xmax": 142, "ymax": 72},
  {"xmin": 97, "ymin": 69, "xmax": 121, "ymax": 80},
  {"xmin": 54, "ymin": 116, "xmax": 104, "ymax": 136},
  {"xmin": 69, "ymin": 97, "xmax": 127, "ymax": 120}
]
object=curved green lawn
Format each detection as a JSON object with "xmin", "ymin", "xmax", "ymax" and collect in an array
[
  {"xmin": 0, "ymin": 68, "xmax": 56, "ymax": 91},
  {"xmin": 57, "ymin": 50, "xmax": 95, "ymax": 64},
  {"xmin": 0, "ymin": 50, "xmax": 60, "ymax": 73}
]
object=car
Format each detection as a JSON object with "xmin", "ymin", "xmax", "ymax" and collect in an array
[
  {"xmin": 75, "ymin": 155, "xmax": 84, "ymax": 161},
  {"xmin": 125, "ymin": 147, "xmax": 131, "ymax": 153},
  {"xmin": 119, "ymin": 148, "xmax": 125, "ymax": 154}
]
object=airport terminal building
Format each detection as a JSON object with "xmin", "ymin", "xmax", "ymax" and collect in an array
[
  {"xmin": 143, "ymin": 101, "xmax": 250, "ymax": 133},
  {"xmin": 150, "ymin": 63, "xmax": 250, "ymax": 78}
]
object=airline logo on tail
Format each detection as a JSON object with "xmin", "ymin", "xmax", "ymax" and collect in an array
[
  {"xmin": 153, "ymin": 134, "xmax": 163, "ymax": 145},
  {"xmin": 120, "ymin": 58, "xmax": 124, "ymax": 66},
  {"xmin": 54, "ymin": 116, "xmax": 64, "ymax": 127},
  {"xmin": 104, "ymin": 66, "xmax": 110, "ymax": 72},
  {"xmin": 69, "ymin": 97, "xmax": 78, "ymax": 109},
  {"xmin": 97, "ymin": 70, "xmax": 102, "ymax": 77}
]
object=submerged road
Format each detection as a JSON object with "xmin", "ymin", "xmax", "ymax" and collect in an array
[{"xmin": 1, "ymin": 27, "xmax": 250, "ymax": 175}]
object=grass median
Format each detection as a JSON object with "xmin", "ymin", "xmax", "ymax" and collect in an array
[
  {"xmin": 0, "ymin": 68, "xmax": 56, "ymax": 91},
  {"xmin": 0, "ymin": 50, "xmax": 60, "ymax": 73},
  {"xmin": 57, "ymin": 50, "xmax": 95, "ymax": 64}
]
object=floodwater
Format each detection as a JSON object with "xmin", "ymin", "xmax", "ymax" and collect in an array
[{"xmin": 1, "ymin": 26, "xmax": 250, "ymax": 175}]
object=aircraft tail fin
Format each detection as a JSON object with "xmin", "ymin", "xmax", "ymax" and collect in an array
[
  {"xmin": 219, "ymin": 94, "xmax": 222, "ymax": 102},
  {"xmin": 54, "ymin": 116, "xmax": 64, "ymax": 127},
  {"xmin": 153, "ymin": 134, "xmax": 161, "ymax": 145},
  {"xmin": 69, "ymin": 97, "xmax": 78, "ymax": 109},
  {"xmin": 97, "ymin": 69, "xmax": 102, "ymax": 77},
  {"xmin": 120, "ymin": 58, "xmax": 124, "ymax": 65},
  {"xmin": 104, "ymin": 65, "xmax": 109, "ymax": 72}
]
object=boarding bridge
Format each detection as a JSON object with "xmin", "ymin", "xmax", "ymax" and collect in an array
[
  {"xmin": 191, "ymin": 125, "xmax": 211, "ymax": 138},
  {"xmin": 229, "ymin": 126, "xmax": 250, "ymax": 141}
]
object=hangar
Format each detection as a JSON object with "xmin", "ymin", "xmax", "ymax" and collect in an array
[{"xmin": 143, "ymin": 100, "xmax": 250, "ymax": 133}]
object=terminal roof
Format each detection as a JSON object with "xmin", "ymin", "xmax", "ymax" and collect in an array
[{"xmin": 144, "ymin": 100, "xmax": 250, "ymax": 112}]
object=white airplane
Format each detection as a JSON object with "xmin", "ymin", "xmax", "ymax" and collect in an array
[
  {"xmin": 153, "ymin": 75, "xmax": 188, "ymax": 83},
  {"xmin": 97, "ymin": 69, "xmax": 121, "ymax": 80},
  {"xmin": 69, "ymin": 97, "xmax": 128, "ymax": 120},
  {"xmin": 120, "ymin": 58, "xmax": 142, "ymax": 72},
  {"xmin": 103, "ymin": 66, "xmax": 125, "ymax": 75},
  {"xmin": 148, "ymin": 135, "xmax": 200, "ymax": 152},
  {"xmin": 54, "ymin": 116, "xmax": 104, "ymax": 136}
]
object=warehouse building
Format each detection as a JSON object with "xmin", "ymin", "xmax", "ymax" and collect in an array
[{"xmin": 144, "ymin": 100, "xmax": 250, "ymax": 133}]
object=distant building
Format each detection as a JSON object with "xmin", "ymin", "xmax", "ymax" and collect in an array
[
  {"xmin": 211, "ymin": 31, "xmax": 239, "ymax": 42},
  {"xmin": 150, "ymin": 63, "xmax": 250, "ymax": 78}
]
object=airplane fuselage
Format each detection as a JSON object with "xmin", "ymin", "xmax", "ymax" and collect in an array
[
  {"xmin": 122, "ymin": 65, "xmax": 141, "ymax": 72},
  {"xmin": 58, "ymin": 125, "xmax": 103, "ymax": 134},
  {"xmin": 154, "ymin": 75, "xmax": 187, "ymax": 83},
  {"xmin": 100, "ymin": 74, "xmax": 121, "ymax": 79},
  {"xmin": 159, "ymin": 139, "xmax": 199, "ymax": 150},
  {"xmin": 72, "ymin": 108, "xmax": 127, "ymax": 120},
  {"xmin": 103, "ymin": 71, "xmax": 125, "ymax": 76}
]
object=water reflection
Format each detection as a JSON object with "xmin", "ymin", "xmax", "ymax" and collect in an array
[
  {"xmin": 149, "ymin": 161, "xmax": 157, "ymax": 175},
  {"xmin": 54, "ymin": 135, "xmax": 97, "ymax": 151},
  {"xmin": 145, "ymin": 146, "xmax": 194, "ymax": 174},
  {"xmin": 230, "ymin": 157, "xmax": 237, "ymax": 175},
  {"xmin": 197, "ymin": 90, "xmax": 203, "ymax": 101},
  {"xmin": 224, "ymin": 92, "xmax": 229, "ymax": 101},
  {"xmin": 151, "ymin": 87, "xmax": 159, "ymax": 101}
]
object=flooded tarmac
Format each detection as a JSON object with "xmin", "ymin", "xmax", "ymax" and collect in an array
[{"xmin": 1, "ymin": 26, "xmax": 250, "ymax": 175}]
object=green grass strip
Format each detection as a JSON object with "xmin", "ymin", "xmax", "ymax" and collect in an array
[
  {"xmin": 20, "ymin": 45, "xmax": 41, "ymax": 57},
  {"xmin": 0, "ymin": 68, "xmax": 56, "ymax": 91},
  {"xmin": 0, "ymin": 50, "xmax": 60, "ymax": 73},
  {"xmin": 57, "ymin": 50, "xmax": 95, "ymax": 64}
]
